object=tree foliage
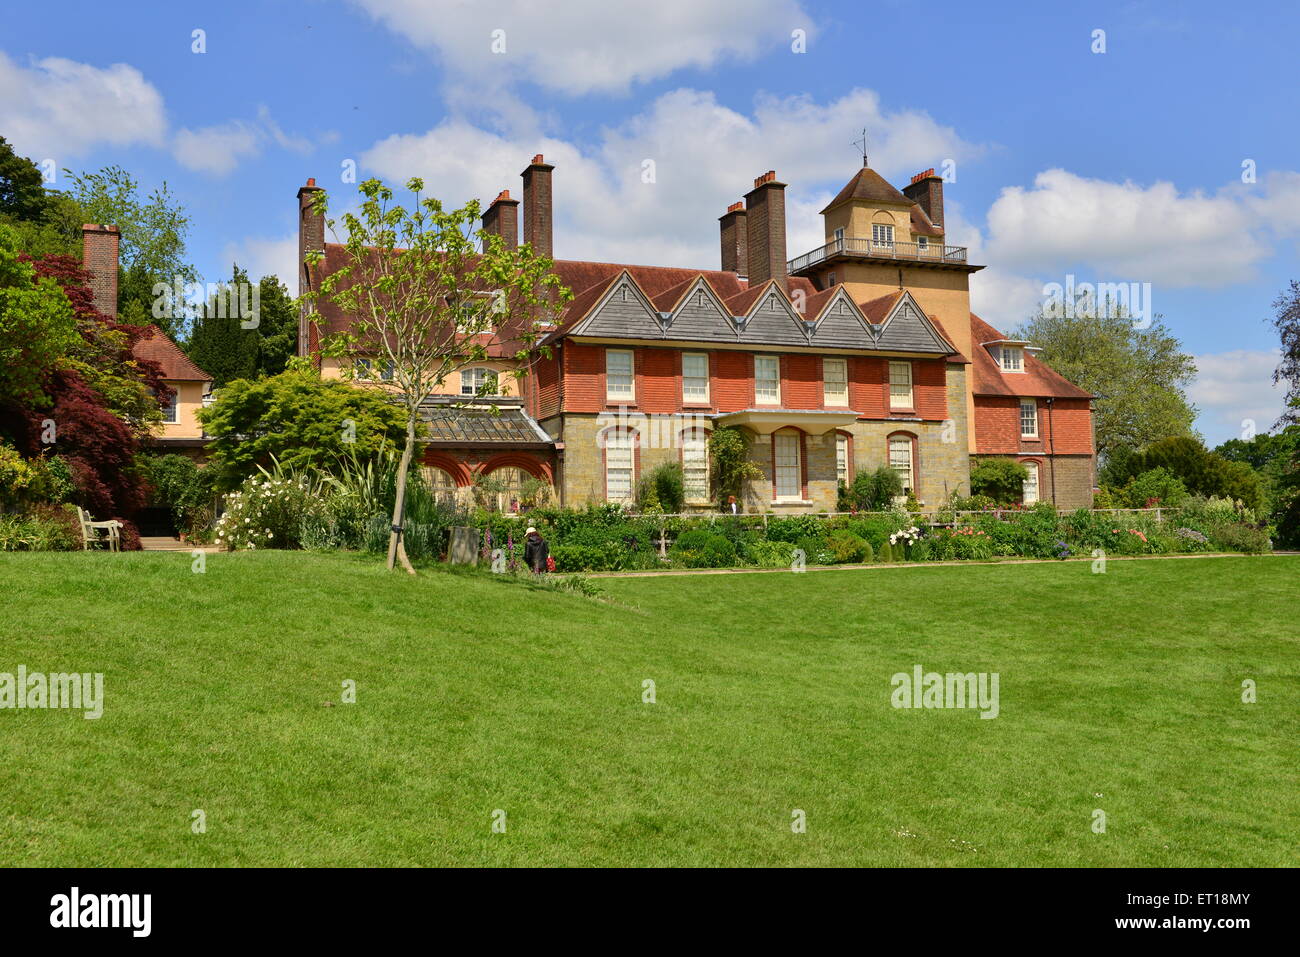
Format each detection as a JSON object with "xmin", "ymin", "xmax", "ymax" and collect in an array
[
  {"xmin": 1104, "ymin": 436, "xmax": 1263, "ymax": 512},
  {"xmin": 969, "ymin": 458, "xmax": 1029, "ymax": 505},
  {"xmin": 1270, "ymin": 280, "xmax": 1300, "ymax": 426},
  {"xmin": 66, "ymin": 166, "xmax": 195, "ymax": 335},
  {"xmin": 1018, "ymin": 309, "xmax": 1197, "ymax": 458},
  {"xmin": 197, "ymin": 369, "xmax": 408, "ymax": 490},
  {"xmin": 0, "ymin": 224, "xmax": 78, "ymax": 406},
  {"xmin": 707, "ymin": 427, "xmax": 763, "ymax": 506},
  {"xmin": 185, "ymin": 267, "xmax": 297, "ymax": 387},
  {"xmin": 303, "ymin": 177, "xmax": 571, "ymax": 570}
]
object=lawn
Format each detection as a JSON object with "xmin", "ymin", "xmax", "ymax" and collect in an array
[{"xmin": 0, "ymin": 551, "xmax": 1295, "ymax": 867}]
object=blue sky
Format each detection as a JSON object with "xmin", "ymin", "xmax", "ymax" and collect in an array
[{"xmin": 3, "ymin": 0, "xmax": 1296, "ymax": 444}]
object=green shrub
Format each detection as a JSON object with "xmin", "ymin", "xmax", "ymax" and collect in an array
[
  {"xmin": 1209, "ymin": 522, "xmax": 1271, "ymax": 554},
  {"xmin": 827, "ymin": 530, "xmax": 870, "ymax": 563},
  {"xmin": 0, "ymin": 505, "xmax": 82, "ymax": 551},
  {"xmin": 1121, "ymin": 467, "xmax": 1188, "ymax": 509},
  {"xmin": 637, "ymin": 461, "xmax": 686, "ymax": 513},
  {"xmin": 742, "ymin": 539, "xmax": 799, "ymax": 568},
  {"xmin": 969, "ymin": 458, "xmax": 1029, "ymax": 504},
  {"xmin": 670, "ymin": 530, "xmax": 737, "ymax": 568},
  {"xmin": 766, "ymin": 515, "xmax": 828, "ymax": 544},
  {"xmin": 879, "ymin": 540, "xmax": 894, "ymax": 563},
  {"xmin": 846, "ymin": 466, "xmax": 903, "ymax": 511}
]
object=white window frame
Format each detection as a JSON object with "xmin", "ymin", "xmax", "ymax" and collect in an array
[
  {"xmin": 1022, "ymin": 461, "xmax": 1040, "ymax": 504},
  {"xmin": 889, "ymin": 435, "xmax": 914, "ymax": 492},
  {"xmin": 605, "ymin": 348, "xmax": 635, "ymax": 402},
  {"xmin": 872, "ymin": 223, "xmax": 895, "ymax": 247},
  {"xmin": 1020, "ymin": 398, "xmax": 1038, "ymax": 437},
  {"xmin": 681, "ymin": 430, "xmax": 710, "ymax": 503},
  {"xmin": 773, "ymin": 431, "xmax": 802, "ymax": 501},
  {"xmin": 835, "ymin": 433, "xmax": 850, "ymax": 486},
  {"xmin": 160, "ymin": 389, "xmax": 179, "ymax": 424},
  {"xmin": 605, "ymin": 430, "xmax": 635, "ymax": 502},
  {"xmin": 917, "ymin": 235, "xmax": 929, "ymax": 251},
  {"xmin": 460, "ymin": 366, "xmax": 498, "ymax": 396},
  {"xmin": 832, "ymin": 227, "xmax": 845, "ymax": 247},
  {"xmin": 754, "ymin": 355, "xmax": 781, "ymax": 405},
  {"xmin": 823, "ymin": 357, "xmax": 848, "ymax": 407},
  {"xmin": 889, "ymin": 361, "xmax": 913, "ymax": 410},
  {"xmin": 999, "ymin": 346, "xmax": 1024, "ymax": 373},
  {"xmin": 681, "ymin": 352, "xmax": 710, "ymax": 404}
]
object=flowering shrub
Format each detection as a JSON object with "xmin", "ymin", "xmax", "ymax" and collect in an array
[
  {"xmin": 214, "ymin": 473, "xmax": 322, "ymax": 550},
  {"xmin": 889, "ymin": 525, "xmax": 922, "ymax": 547}
]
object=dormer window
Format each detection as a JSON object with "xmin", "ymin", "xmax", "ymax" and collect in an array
[{"xmin": 999, "ymin": 346, "xmax": 1024, "ymax": 372}]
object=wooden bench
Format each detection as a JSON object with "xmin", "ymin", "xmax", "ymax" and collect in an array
[{"xmin": 76, "ymin": 507, "xmax": 123, "ymax": 552}]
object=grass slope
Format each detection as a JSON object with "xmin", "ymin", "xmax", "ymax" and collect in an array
[{"xmin": 0, "ymin": 551, "xmax": 1295, "ymax": 867}]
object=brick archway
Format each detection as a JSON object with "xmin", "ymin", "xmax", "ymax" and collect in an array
[
  {"xmin": 421, "ymin": 451, "xmax": 473, "ymax": 486},
  {"xmin": 476, "ymin": 453, "xmax": 553, "ymax": 484}
]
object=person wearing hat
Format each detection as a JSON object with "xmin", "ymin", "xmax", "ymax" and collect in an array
[{"xmin": 523, "ymin": 526, "xmax": 550, "ymax": 574}]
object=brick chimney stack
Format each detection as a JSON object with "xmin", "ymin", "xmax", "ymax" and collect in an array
[
  {"xmin": 482, "ymin": 189, "xmax": 520, "ymax": 251},
  {"xmin": 718, "ymin": 202, "xmax": 748, "ymax": 275},
  {"xmin": 81, "ymin": 224, "xmax": 120, "ymax": 319},
  {"xmin": 297, "ymin": 177, "xmax": 325, "ymax": 299},
  {"xmin": 903, "ymin": 168, "xmax": 944, "ymax": 228},
  {"xmin": 743, "ymin": 171, "xmax": 787, "ymax": 292},
  {"xmin": 521, "ymin": 154, "xmax": 555, "ymax": 259}
]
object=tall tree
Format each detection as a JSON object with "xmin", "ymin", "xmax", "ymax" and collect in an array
[
  {"xmin": 185, "ymin": 267, "xmax": 298, "ymax": 387},
  {"xmin": 66, "ymin": 166, "xmax": 196, "ymax": 336},
  {"xmin": 303, "ymin": 177, "xmax": 570, "ymax": 572},
  {"xmin": 1018, "ymin": 309, "xmax": 1197, "ymax": 459},
  {"xmin": 0, "ymin": 136, "xmax": 48, "ymax": 222},
  {"xmin": 1270, "ymin": 279, "xmax": 1300, "ymax": 425}
]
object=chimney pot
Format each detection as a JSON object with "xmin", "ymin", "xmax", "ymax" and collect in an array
[
  {"xmin": 307, "ymin": 177, "xmax": 316, "ymax": 187},
  {"xmin": 483, "ymin": 188, "xmax": 520, "ymax": 251},
  {"xmin": 903, "ymin": 169, "xmax": 945, "ymax": 228}
]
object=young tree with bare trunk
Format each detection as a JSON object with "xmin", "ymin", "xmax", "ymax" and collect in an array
[{"xmin": 300, "ymin": 177, "xmax": 570, "ymax": 573}]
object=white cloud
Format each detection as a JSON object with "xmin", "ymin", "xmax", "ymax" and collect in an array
[
  {"xmin": 0, "ymin": 52, "xmax": 165, "ymax": 159},
  {"xmin": 174, "ymin": 108, "xmax": 320, "ymax": 177},
  {"xmin": 219, "ymin": 234, "xmax": 299, "ymax": 287},
  {"xmin": 348, "ymin": 0, "xmax": 812, "ymax": 95},
  {"xmin": 1188, "ymin": 349, "xmax": 1287, "ymax": 444},
  {"xmin": 358, "ymin": 87, "xmax": 977, "ymax": 268},
  {"xmin": 984, "ymin": 169, "xmax": 1300, "ymax": 289},
  {"xmin": 173, "ymin": 121, "xmax": 263, "ymax": 177}
]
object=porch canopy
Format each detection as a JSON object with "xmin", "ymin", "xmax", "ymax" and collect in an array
[{"xmin": 712, "ymin": 409, "xmax": 859, "ymax": 435}]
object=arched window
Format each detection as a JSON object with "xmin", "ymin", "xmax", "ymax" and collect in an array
[
  {"xmin": 420, "ymin": 466, "xmax": 460, "ymax": 505},
  {"xmin": 888, "ymin": 433, "xmax": 916, "ymax": 493},
  {"xmin": 603, "ymin": 429, "xmax": 637, "ymax": 502},
  {"xmin": 482, "ymin": 466, "xmax": 529, "ymax": 512},
  {"xmin": 680, "ymin": 429, "xmax": 710, "ymax": 504},
  {"xmin": 1022, "ymin": 461, "xmax": 1040, "ymax": 504}
]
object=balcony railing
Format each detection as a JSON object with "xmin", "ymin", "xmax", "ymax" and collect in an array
[{"xmin": 787, "ymin": 238, "xmax": 968, "ymax": 273}]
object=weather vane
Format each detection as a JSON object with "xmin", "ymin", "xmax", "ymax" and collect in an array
[{"xmin": 852, "ymin": 128, "xmax": 869, "ymax": 167}]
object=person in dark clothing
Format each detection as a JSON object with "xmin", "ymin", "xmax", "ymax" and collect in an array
[{"xmin": 523, "ymin": 526, "xmax": 549, "ymax": 573}]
